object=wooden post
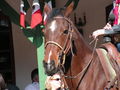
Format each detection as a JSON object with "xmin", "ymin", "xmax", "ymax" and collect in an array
[{"xmin": 37, "ymin": 37, "xmax": 47, "ymax": 90}]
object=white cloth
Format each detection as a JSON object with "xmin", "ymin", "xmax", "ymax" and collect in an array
[{"xmin": 25, "ymin": 82, "xmax": 39, "ymax": 90}]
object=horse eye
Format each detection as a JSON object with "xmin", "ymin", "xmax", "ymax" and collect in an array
[
  {"xmin": 56, "ymin": 78, "xmax": 60, "ymax": 81},
  {"xmin": 63, "ymin": 30, "xmax": 68, "ymax": 34}
]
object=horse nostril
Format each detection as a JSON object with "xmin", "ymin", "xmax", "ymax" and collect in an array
[
  {"xmin": 51, "ymin": 60, "xmax": 55, "ymax": 66},
  {"xmin": 43, "ymin": 60, "xmax": 55, "ymax": 69},
  {"xmin": 43, "ymin": 60, "xmax": 58, "ymax": 76},
  {"xmin": 47, "ymin": 60, "xmax": 55, "ymax": 70}
]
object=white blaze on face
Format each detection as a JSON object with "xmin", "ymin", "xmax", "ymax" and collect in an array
[
  {"xmin": 48, "ymin": 51, "xmax": 52, "ymax": 63},
  {"xmin": 43, "ymin": 12, "xmax": 47, "ymax": 22},
  {"xmin": 50, "ymin": 20, "xmax": 57, "ymax": 32}
]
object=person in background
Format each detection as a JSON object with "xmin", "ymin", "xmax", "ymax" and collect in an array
[
  {"xmin": 0, "ymin": 73, "xmax": 19, "ymax": 90},
  {"xmin": 25, "ymin": 68, "xmax": 39, "ymax": 90},
  {"xmin": 6, "ymin": 83, "xmax": 19, "ymax": 90},
  {"xmin": 92, "ymin": 0, "xmax": 120, "ymax": 52}
]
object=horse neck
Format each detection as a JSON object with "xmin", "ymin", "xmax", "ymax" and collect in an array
[{"xmin": 72, "ymin": 29, "xmax": 93, "ymax": 68}]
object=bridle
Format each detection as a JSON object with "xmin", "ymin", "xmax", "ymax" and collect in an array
[
  {"xmin": 45, "ymin": 16, "xmax": 74, "ymax": 89},
  {"xmin": 45, "ymin": 16, "xmax": 74, "ymax": 66}
]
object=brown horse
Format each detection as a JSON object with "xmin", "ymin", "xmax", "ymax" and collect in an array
[{"xmin": 43, "ymin": 2, "xmax": 118, "ymax": 90}]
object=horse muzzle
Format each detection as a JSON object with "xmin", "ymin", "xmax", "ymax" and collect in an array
[{"xmin": 43, "ymin": 60, "xmax": 59, "ymax": 76}]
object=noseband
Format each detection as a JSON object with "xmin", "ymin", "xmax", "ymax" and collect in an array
[{"xmin": 45, "ymin": 16, "xmax": 74, "ymax": 66}]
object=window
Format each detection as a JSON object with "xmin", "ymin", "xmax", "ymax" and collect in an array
[{"xmin": 0, "ymin": 10, "xmax": 15, "ymax": 84}]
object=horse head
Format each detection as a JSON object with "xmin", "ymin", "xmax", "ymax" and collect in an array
[{"xmin": 43, "ymin": 2, "xmax": 76, "ymax": 76}]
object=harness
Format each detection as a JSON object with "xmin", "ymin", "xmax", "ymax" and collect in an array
[
  {"xmin": 45, "ymin": 16, "xmax": 74, "ymax": 67},
  {"xmin": 45, "ymin": 16, "xmax": 74, "ymax": 89}
]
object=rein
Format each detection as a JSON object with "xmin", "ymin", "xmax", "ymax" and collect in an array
[
  {"xmin": 45, "ymin": 41, "xmax": 63, "ymax": 50},
  {"xmin": 64, "ymin": 38, "xmax": 98, "ymax": 89}
]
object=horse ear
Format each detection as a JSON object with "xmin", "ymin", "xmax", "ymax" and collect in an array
[
  {"xmin": 43, "ymin": 3, "xmax": 52, "ymax": 22},
  {"xmin": 44, "ymin": 3, "xmax": 52, "ymax": 15},
  {"xmin": 64, "ymin": 2, "xmax": 74, "ymax": 17}
]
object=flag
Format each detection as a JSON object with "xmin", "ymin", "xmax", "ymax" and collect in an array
[
  {"xmin": 30, "ymin": 0, "xmax": 42, "ymax": 29},
  {"xmin": 20, "ymin": 0, "xmax": 30, "ymax": 28},
  {"xmin": 113, "ymin": 0, "xmax": 120, "ymax": 25},
  {"xmin": 113, "ymin": 5, "xmax": 118, "ymax": 25},
  {"xmin": 116, "ymin": 0, "xmax": 120, "ymax": 4},
  {"xmin": 20, "ymin": 0, "xmax": 26, "ymax": 28},
  {"xmin": 43, "ymin": 0, "xmax": 52, "ymax": 25}
]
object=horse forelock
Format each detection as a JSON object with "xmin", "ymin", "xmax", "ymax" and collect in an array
[{"xmin": 47, "ymin": 8, "xmax": 64, "ymax": 20}]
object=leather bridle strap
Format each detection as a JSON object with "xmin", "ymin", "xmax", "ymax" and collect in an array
[
  {"xmin": 45, "ymin": 40, "xmax": 69, "ymax": 66},
  {"xmin": 45, "ymin": 16, "xmax": 73, "ymax": 66},
  {"xmin": 45, "ymin": 41, "xmax": 63, "ymax": 50}
]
